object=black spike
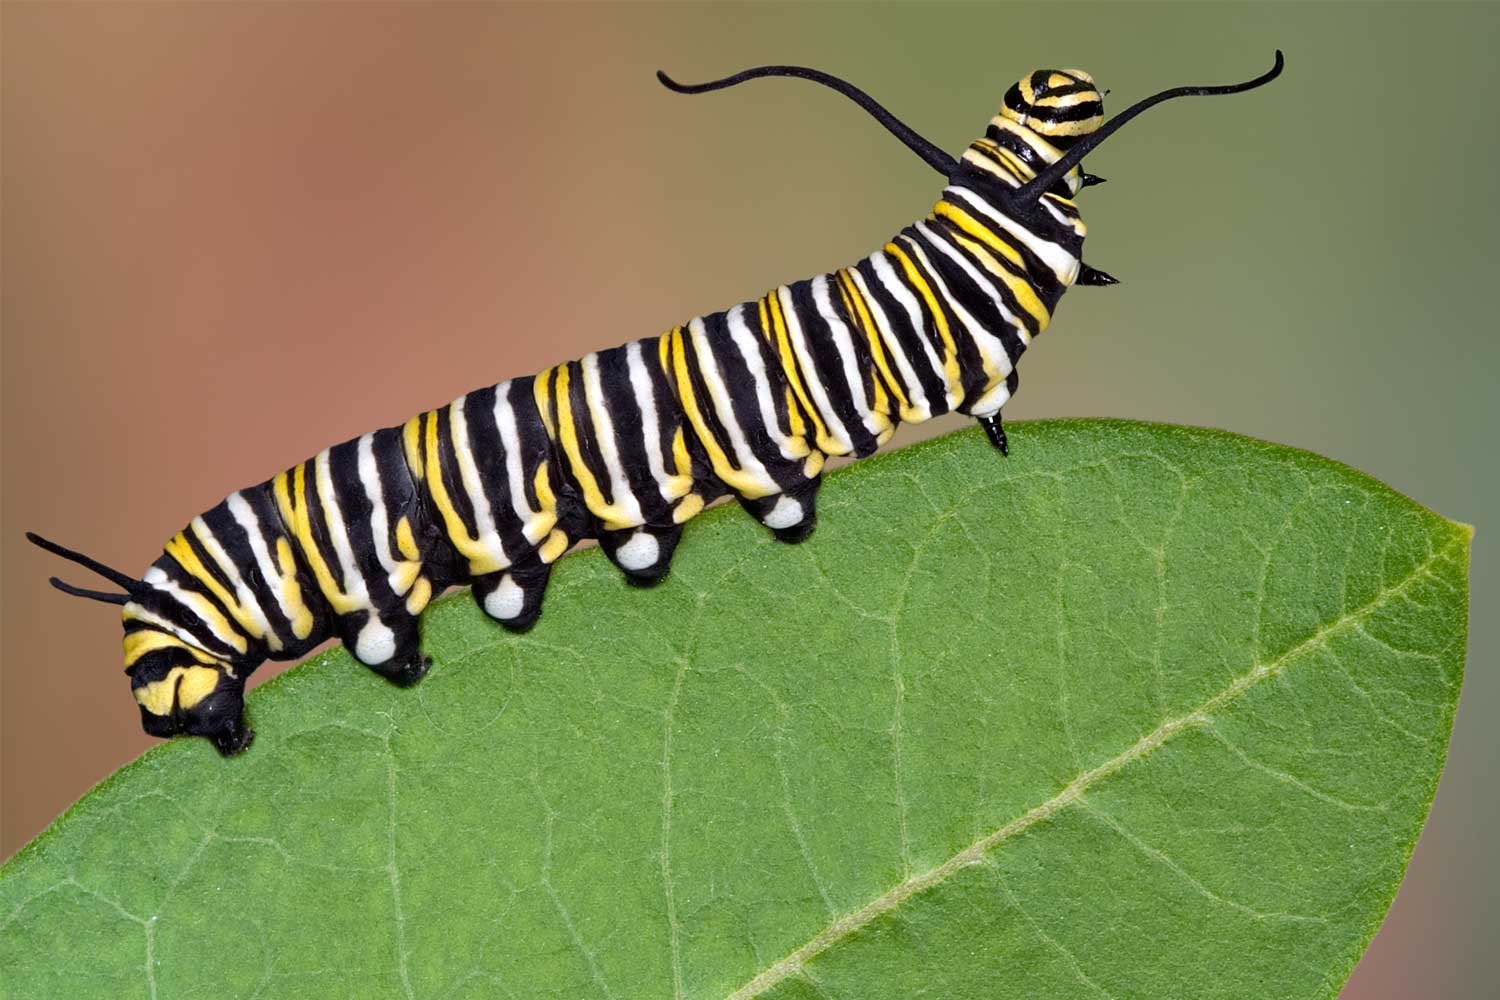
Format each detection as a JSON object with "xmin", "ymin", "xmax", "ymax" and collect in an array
[
  {"xmin": 1077, "ymin": 264, "xmax": 1120, "ymax": 286},
  {"xmin": 48, "ymin": 577, "xmax": 130, "ymax": 605},
  {"xmin": 1081, "ymin": 173, "xmax": 1107, "ymax": 187},
  {"xmin": 27, "ymin": 531, "xmax": 142, "ymax": 592}
]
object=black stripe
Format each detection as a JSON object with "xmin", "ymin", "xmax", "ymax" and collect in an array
[
  {"xmin": 854, "ymin": 255, "xmax": 951, "ymax": 418},
  {"xmin": 944, "ymin": 185, "xmax": 1070, "ymax": 304},
  {"xmin": 895, "ymin": 232, "xmax": 988, "ymax": 411},
  {"xmin": 593, "ymin": 343, "xmax": 671, "ymax": 524},
  {"xmin": 924, "ymin": 217, "xmax": 1040, "ymax": 348},
  {"xmin": 787, "ymin": 278, "xmax": 881, "ymax": 457},
  {"xmin": 431, "ymin": 405, "xmax": 480, "ymax": 539},
  {"xmin": 460, "ymin": 386, "xmax": 525, "ymax": 564}
]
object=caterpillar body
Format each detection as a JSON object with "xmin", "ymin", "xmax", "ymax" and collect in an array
[{"xmin": 29, "ymin": 55, "xmax": 1283, "ymax": 754}]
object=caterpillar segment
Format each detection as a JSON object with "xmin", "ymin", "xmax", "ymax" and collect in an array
[{"xmin": 28, "ymin": 54, "xmax": 1284, "ymax": 752}]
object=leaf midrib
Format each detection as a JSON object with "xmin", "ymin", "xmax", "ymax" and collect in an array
[{"xmin": 723, "ymin": 538, "xmax": 1458, "ymax": 1000}]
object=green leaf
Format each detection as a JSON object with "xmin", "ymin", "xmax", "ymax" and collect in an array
[{"xmin": 0, "ymin": 420, "xmax": 1470, "ymax": 1000}]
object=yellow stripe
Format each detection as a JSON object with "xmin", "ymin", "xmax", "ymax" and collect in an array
[
  {"xmin": 885, "ymin": 242, "xmax": 962, "ymax": 394},
  {"xmin": 945, "ymin": 228, "xmax": 1051, "ymax": 332},
  {"xmin": 756, "ymin": 299, "xmax": 776, "ymax": 349},
  {"xmin": 396, "ymin": 517, "xmax": 420, "ymax": 560},
  {"xmin": 390, "ymin": 560, "xmax": 422, "ymax": 594},
  {"xmin": 971, "ymin": 139, "xmax": 1034, "ymax": 183},
  {"xmin": 551, "ymin": 364, "xmax": 636, "ymax": 530},
  {"xmin": 830, "ymin": 273, "xmax": 893, "ymax": 435},
  {"xmin": 935, "ymin": 203, "xmax": 1051, "ymax": 329},
  {"xmin": 672, "ymin": 493, "xmax": 704, "ymax": 524},
  {"xmin": 402, "ymin": 416, "xmax": 424, "ymax": 480},
  {"xmin": 534, "ymin": 368, "xmax": 557, "ymax": 438},
  {"xmin": 533, "ymin": 464, "xmax": 556, "ymax": 513},
  {"xmin": 1038, "ymin": 118, "xmax": 1095, "ymax": 137},
  {"xmin": 275, "ymin": 537, "xmax": 314, "ymax": 639},
  {"xmin": 539, "ymin": 529, "xmax": 569, "ymax": 563},
  {"xmin": 405, "ymin": 577, "xmax": 432, "ymax": 616},
  {"xmin": 123, "ymin": 630, "xmax": 212, "ymax": 669},
  {"xmin": 759, "ymin": 296, "xmax": 811, "ymax": 448},
  {"xmin": 667, "ymin": 326, "xmax": 767, "ymax": 497},
  {"xmin": 670, "ymin": 427, "xmax": 692, "ymax": 480},
  {"xmin": 766, "ymin": 291, "xmax": 834, "ymax": 454},
  {"xmin": 529, "ymin": 371, "xmax": 563, "ymax": 541},
  {"xmin": 275, "ymin": 464, "xmax": 359, "ymax": 615},
  {"xmin": 934, "ymin": 201, "xmax": 1026, "ymax": 269},
  {"xmin": 166, "ymin": 530, "xmax": 264, "ymax": 642},
  {"xmin": 147, "ymin": 545, "xmax": 247, "ymax": 655},
  {"xmin": 837, "ymin": 269, "xmax": 907, "ymax": 417},
  {"xmin": 423, "ymin": 410, "xmax": 504, "ymax": 575}
]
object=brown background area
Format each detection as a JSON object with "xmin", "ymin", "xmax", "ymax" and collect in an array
[{"xmin": 4, "ymin": 3, "xmax": 1496, "ymax": 996}]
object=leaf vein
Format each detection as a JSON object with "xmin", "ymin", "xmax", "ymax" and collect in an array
[{"xmin": 720, "ymin": 539, "xmax": 1456, "ymax": 999}]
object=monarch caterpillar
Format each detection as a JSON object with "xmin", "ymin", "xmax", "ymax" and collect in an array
[{"xmin": 28, "ymin": 54, "xmax": 1284, "ymax": 755}]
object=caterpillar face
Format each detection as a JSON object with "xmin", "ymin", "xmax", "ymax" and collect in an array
[
  {"xmin": 1001, "ymin": 69, "xmax": 1105, "ymax": 148},
  {"xmin": 122, "ymin": 582, "xmax": 258, "ymax": 754},
  {"xmin": 128, "ymin": 648, "xmax": 250, "ymax": 754}
]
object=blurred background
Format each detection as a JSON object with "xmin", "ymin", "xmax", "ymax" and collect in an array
[{"xmin": 3, "ymin": 3, "xmax": 1493, "ymax": 995}]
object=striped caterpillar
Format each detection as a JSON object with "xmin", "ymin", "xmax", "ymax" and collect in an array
[{"xmin": 28, "ymin": 54, "xmax": 1283, "ymax": 755}]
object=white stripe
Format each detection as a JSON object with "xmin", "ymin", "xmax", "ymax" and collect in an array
[
  {"xmin": 915, "ymin": 220, "xmax": 1026, "ymax": 359},
  {"xmin": 812, "ymin": 274, "xmax": 883, "ymax": 436},
  {"xmin": 687, "ymin": 316, "xmax": 777, "ymax": 494},
  {"xmin": 724, "ymin": 304, "xmax": 806, "ymax": 461},
  {"xmin": 123, "ymin": 602, "xmax": 215, "ymax": 657},
  {"xmin": 494, "ymin": 382, "xmax": 555, "ymax": 545},
  {"xmin": 1043, "ymin": 197, "xmax": 1087, "ymax": 238},
  {"xmin": 899, "ymin": 237, "xmax": 975, "ymax": 403},
  {"xmin": 778, "ymin": 285, "xmax": 854, "ymax": 454},
  {"xmin": 961, "ymin": 148, "xmax": 1021, "ymax": 188},
  {"xmin": 580, "ymin": 353, "xmax": 645, "ymax": 527},
  {"xmin": 357, "ymin": 434, "xmax": 414, "ymax": 594},
  {"xmin": 189, "ymin": 516, "xmax": 277, "ymax": 648},
  {"xmin": 848, "ymin": 264, "xmax": 932, "ymax": 421},
  {"xmin": 946, "ymin": 185, "xmax": 1079, "ymax": 285},
  {"xmin": 448, "ymin": 395, "xmax": 511, "ymax": 570},
  {"xmin": 142, "ymin": 567, "xmax": 246, "ymax": 653},
  {"xmin": 870, "ymin": 252, "xmax": 957, "ymax": 410},
  {"xmin": 626, "ymin": 341, "xmax": 688, "ymax": 501},
  {"xmin": 228, "ymin": 491, "xmax": 300, "ymax": 630},
  {"xmin": 313, "ymin": 449, "xmax": 372, "ymax": 608}
]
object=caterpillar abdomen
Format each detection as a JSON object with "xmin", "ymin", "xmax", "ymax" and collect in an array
[{"xmin": 27, "ymin": 54, "xmax": 1284, "ymax": 753}]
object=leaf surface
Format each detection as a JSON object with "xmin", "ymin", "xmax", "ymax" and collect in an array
[{"xmin": 0, "ymin": 421, "xmax": 1471, "ymax": 999}]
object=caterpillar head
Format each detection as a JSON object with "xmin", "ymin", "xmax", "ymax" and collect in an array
[
  {"xmin": 127, "ymin": 645, "xmax": 251, "ymax": 755},
  {"xmin": 1000, "ymin": 69, "xmax": 1106, "ymax": 148},
  {"xmin": 26, "ymin": 532, "xmax": 255, "ymax": 756},
  {"xmin": 1008, "ymin": 52, "xmax": 1285, "ymax": 207}
]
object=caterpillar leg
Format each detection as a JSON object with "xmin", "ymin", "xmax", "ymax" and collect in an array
[
  {"xmin": 979, "ymin": 412, "xmax": 1009, "ymax": 457},
  {"xmin": 978, "ymin": 370, "xmax": 1020, "ymax": 457},
  {"xmin": 740, "ymin": 478, "xmax": 821, "ymax": 544},
  {"xmin": 472, "ymin": 559, "xmax": 554, "ymax": 631},
  {"xmin": 344, "ymin": 612, "xmax": 429, "ymax": 687},
  {"xmin": 600, "ymin": 523, "xmax": 684, "ymax": 586}
]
